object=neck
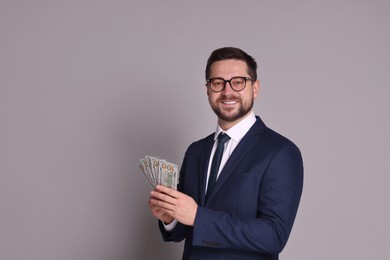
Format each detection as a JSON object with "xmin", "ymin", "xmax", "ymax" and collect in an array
[{"xmin": 218, "ymin": 111, "xmax": 252, "ymax": 131}]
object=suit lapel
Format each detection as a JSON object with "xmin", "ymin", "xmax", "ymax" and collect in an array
[{"xmin": 205, "ymin": 117, "xmax": 266, "ymax": 204}]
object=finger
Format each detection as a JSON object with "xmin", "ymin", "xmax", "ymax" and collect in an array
[
  {"xmin": 149, "ymin": 199, "xmax": 170, "ymax": 214},
  {"xmin": 150, "ymin": 190, "xmax": 177, "ymax": 205},
  {"xmin": 156, "ymin": 185, "xmax": 181, "ymax": 198},
  {"xmin": 148, "ymin": 201, "xmax": 160, "ymax": 211},
  {"xmin": 150, "ymin": 203, "xmax": 171, "ymax": 218},
  {"xmin": 150, "ymin": 197, "xmax": 176, "ymax": 212}
]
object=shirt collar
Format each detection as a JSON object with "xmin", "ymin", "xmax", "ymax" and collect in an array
[{"xmin": 214, "ymin": 111, "xmax": 257, "ymax": 142}]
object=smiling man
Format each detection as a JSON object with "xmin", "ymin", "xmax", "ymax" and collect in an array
[{"xmin": 149, "ymin": 47, "xmax": 304, "ymax": 260}]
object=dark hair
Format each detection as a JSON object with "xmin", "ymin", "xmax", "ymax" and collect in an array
[{"xmin": 205, "ymin": 47, "xmax": 258, "ymax": 81}]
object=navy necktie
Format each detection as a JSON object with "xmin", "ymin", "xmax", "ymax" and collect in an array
[{"xmin": 206, "ymin": 132, "xmax": 230, "ymax": 198}]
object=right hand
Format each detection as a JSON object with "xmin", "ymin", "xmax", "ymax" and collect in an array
[{"xmin": 148, "ymin": 189, "xmax": 174, "ymax": 224}]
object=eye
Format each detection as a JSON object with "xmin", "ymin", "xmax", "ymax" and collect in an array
[
  {"xmin": 211, "ymin": 79, "xmax": 224, "ymax": 86},
  {"xmin": 231, "ymin": 78, "xmax": 244, "ymax": 86}
]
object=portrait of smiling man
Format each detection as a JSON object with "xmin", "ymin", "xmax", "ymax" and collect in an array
[{"xmin": 149, "ymin": 47, "xmax": 304, "ymax": 260}]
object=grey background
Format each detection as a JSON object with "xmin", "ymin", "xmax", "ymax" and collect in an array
[{"xmin": 1, "ymin": 0, "xmax": 389, "ymax": 259}]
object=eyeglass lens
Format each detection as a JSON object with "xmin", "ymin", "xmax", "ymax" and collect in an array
[{"xmin": 209, "ymin": 77, "xmax": 248, "ymax": 92}]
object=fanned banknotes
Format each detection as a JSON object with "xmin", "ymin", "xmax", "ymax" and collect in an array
[{"xmin": 139, "ymin": 156, "xmax": 178, "ymax": 190}]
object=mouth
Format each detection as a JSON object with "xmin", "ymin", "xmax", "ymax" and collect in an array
[{"xmin": 221, "ymin": 100, "xmax": 239, "ymax": 105}]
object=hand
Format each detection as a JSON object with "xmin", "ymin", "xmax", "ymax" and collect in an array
[
  {"xmin": 148, "ymin": 197, "xmax": 175, "ymax": 224},
  {"xmin": 149, "ymin": 185, "xmax": 198, "ymax": 226}
]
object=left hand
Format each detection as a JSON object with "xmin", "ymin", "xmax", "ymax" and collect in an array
[{"xmin": 149, "ymin": 185, "xmax": 198, "ymax": 226}]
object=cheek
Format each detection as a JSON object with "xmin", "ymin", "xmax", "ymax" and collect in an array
[
  {"xmin": 245, "ymin": 88, "xmax": 255, "ymax": 100},
  {"xmin": 208, "ymin": 91, "xmax": 218, "ymax": 101},
  {"xmin": 241, "ymin": 90, "xmax": 253, "ymax": 101},
  {"xmin": 207, "ymin": 88, "xmax": 214, "ymax": 99}
]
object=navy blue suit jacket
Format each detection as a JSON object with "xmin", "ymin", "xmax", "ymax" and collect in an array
[{"xmin": 159, "ymin": 117, "xmax": 303, "ymax": 260}]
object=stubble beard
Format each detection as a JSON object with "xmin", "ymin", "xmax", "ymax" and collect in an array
[{"xmin": 210, "ymin": 95, "xmax": 254, "ymax": 123}]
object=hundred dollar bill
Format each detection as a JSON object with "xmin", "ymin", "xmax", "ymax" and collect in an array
[
  {"xmin": 159, "ymin": 160, "xmax": 178, "ymax": 190},
  {"xmin": 138, "ymin": 156, "xmax": 179, "ymax": 189},
  {"xmin": 139, "ymin": 158, "xmax": 155, "ymax": 187},
  {"xmin": 145, "ymin": 155, "xmax": 161, "ymax": 187},
  {"xmin": 144, "ymin": 156, "xmax": 155, "ymax": 186}
]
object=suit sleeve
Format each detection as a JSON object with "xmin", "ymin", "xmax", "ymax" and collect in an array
[{"xmin": 192, "ymin": 143, "xmax": 304, "ymax": 254}]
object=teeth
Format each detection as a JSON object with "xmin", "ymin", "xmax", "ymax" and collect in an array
[{"xmin": 223, "ymin": 101, "xmax": 237, "ymax": 104}]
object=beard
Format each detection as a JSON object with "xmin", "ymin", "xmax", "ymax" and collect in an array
[{"xmin": 209, "ymin": 94, "xmax": 254, "ymax": 123}]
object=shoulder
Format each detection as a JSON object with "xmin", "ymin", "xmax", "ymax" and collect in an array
[
  {"xmin": 265, "ymin": 127, "xmax": 299, "ymax": 149},
  {"xmin": 251, "ymin": 118, "xmax": 302, "ymax": 157},
  {"xmin": 260, "ymin": 128, "xmax": 303, "ymax": 171},
  {"xmin": 186, "ymin": 133, "xmax": 214, "ymax": 152}
]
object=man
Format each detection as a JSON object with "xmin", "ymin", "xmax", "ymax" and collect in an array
[{"xmin": 149, "ymin": 47, "xmax": 303, "ymax": 260}]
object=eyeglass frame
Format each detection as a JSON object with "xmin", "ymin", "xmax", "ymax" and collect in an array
[{"xmin": 206, "ymin": 76, "xmax": 254, "ymax": 92}]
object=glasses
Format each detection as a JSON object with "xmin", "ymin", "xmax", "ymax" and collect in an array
[{"xmin": 206, "ymin": 76, "xmax": 253, "ymax": 92}]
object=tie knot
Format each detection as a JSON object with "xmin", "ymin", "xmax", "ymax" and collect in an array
[{"xmin": 217, "ymin": 132, "xmax": 230, "ymax": 144}]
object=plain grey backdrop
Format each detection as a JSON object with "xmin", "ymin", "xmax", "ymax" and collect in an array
[{"xmin": 1, "ymin": 0, "xmax": 389, "ymax": 259}]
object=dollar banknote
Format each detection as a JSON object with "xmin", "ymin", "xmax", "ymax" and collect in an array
[
  {"xmin": 159, "ymin": 160, "xmax": 178, "ymax": 190},
  {"xmin": 139, "ymin": 158, "xmax": 154, "ymax": 187},
  {"xmin": 139, "ymin": 155, "xmax": 178, "ymax": 190}
]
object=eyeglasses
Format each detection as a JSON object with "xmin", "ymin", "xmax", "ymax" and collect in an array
[{"xmin": 206, "ymin": 76, "xmax": 253, "ymax": 92}]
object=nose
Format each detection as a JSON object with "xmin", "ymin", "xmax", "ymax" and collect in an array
[{"xmin": 222, "ymin": 80, "xmax": 235, "ymax": 94}]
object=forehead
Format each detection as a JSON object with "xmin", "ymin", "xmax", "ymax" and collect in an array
[{"xmin": 209, "ymin": 59, "xmax": 249, "ymax": 78}]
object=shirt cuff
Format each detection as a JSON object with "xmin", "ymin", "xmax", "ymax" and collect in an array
[{"xmin": 163, "ymin": 219, "xmax": 178, "ymax": 231}]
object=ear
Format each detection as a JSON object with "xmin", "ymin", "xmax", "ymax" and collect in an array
[{"xmin": 252, "ymin": 80, "xmax": 260, "ymax": 99}]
